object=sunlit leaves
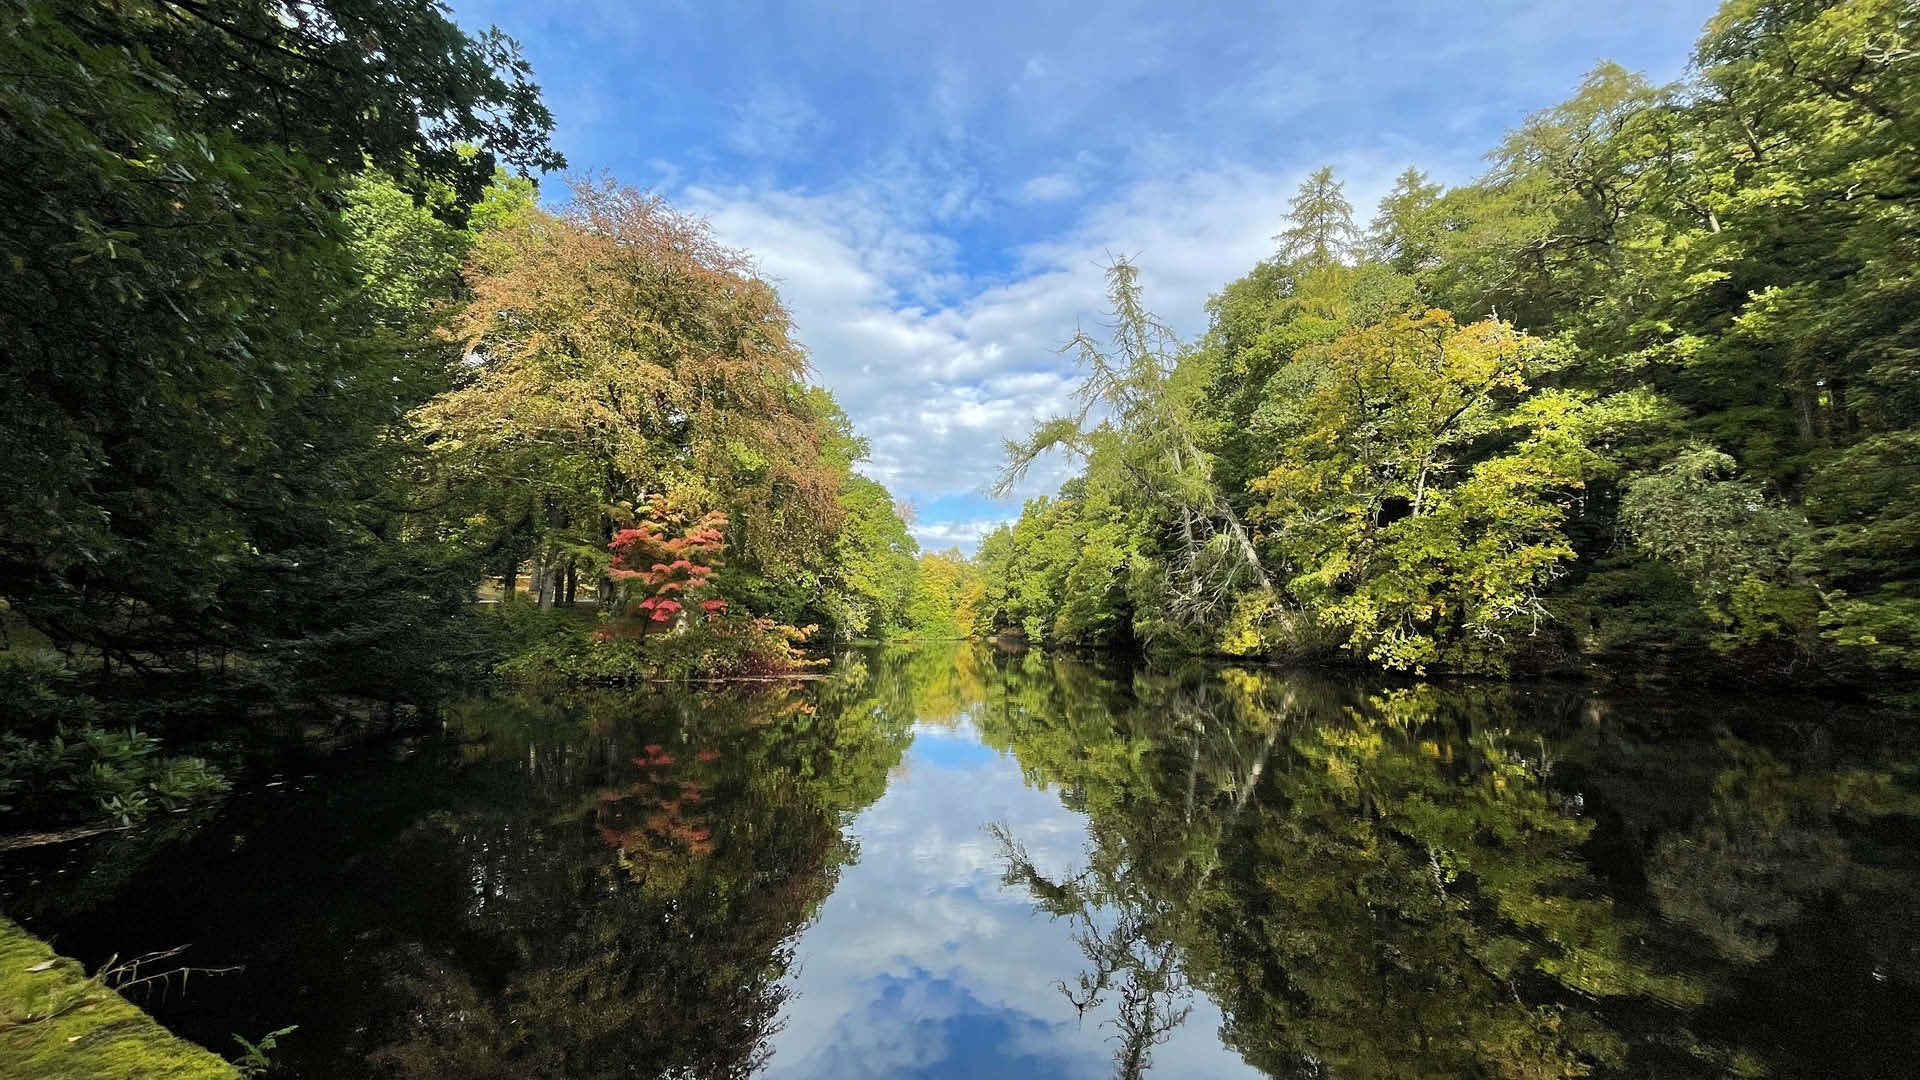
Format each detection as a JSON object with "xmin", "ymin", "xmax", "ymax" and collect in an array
[
  {"xmin": 419, "ymin": 178, "xmax": 845, "ymax": 600},
  {"xmin": 1249, "ymin": 310, "xmax": 1608, "ymax": 672}
]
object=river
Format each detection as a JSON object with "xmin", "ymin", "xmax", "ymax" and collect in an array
[{"xmin": 2, "ymin": 645, "xmax": 1916, "ymax": 1078}]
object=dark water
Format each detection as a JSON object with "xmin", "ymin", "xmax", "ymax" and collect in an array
[{"xmin": 4, "ymin": 646, "xmax": 1919, "ymax": 1079}]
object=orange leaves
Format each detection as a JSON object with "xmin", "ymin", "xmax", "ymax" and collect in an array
[{"xmin": 424, "ymin": 177, "xmax": 842, "ymax": 569}]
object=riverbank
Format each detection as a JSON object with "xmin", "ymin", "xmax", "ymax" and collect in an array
[{"xmin": 0, "ymin": 915, "xmax": 238, "ymax": 1079}]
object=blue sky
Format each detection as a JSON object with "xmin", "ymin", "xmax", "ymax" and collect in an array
[{"xmin": 452, "ymin": 0, "xmax": 1722, "ymax": 551}]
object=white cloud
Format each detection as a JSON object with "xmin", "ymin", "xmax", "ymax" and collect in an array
[
  {"xmin": 727, "ymin": 85, "xmax": 825, "ymax": 159},
  {"xmin": 761, "ymin": 725, "xmax": 1259, "ymax": 1079},
  {"xmin": 677, "ymin": 182, "xmax": 1086, "ymax": 508},
  {"xmin": 912, "ymin": 518, "xmax": 1015, "ymax": 552},
  {"xmin": 671, "ymin": 155, "xmax": 1408, "ymax": 545},
  {"xmin": 1019, "ymin": 172, "xmax": 1081, "ymax": 203}
]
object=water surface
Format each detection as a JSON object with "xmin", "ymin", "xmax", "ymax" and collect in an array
[{"xmin": 3, "ymin": 646, "xmax": 1917, "ymax": 1078}]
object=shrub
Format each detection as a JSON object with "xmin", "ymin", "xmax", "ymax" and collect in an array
[
  {"xmin": 0, "ymin": 726, "xmax": 227, "ymax": 829},
  {"xmin": 500, "ymin": 614, "xmax": 824, "ymax": 683}
]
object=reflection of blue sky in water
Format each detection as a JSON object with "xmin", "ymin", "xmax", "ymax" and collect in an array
[{"xmin": 764, "ymin": 712, "xmax": 1259, "ymax": 1079}]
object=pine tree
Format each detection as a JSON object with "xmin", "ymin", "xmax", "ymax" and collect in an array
[{"xmin": 1274, "ymin": 166, "xmax": 1358, "ymax": 267}]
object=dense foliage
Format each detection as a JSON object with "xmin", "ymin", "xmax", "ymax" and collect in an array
[
  {"xmin": 0, "ymin": 0, "xmax": 559, "ymax": 699},
  {"xmin": 0, "ymin": 0, "xmax": 944, "ymax": 828},
  {"xmin": 981, "ymin": 0, "xmax": 1919, "ymax": 683},
  {"xmin": 2, "ymin": 0, "xmax": 1909, "ymax": 829},
  {"xmin": 980, "ymin": 651, "xmax": 1920, "ymax": 1079}
]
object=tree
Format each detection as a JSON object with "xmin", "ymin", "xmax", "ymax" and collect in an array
[
  {"xmin": 606, "ymin": 498, "xmax": 730, "ymax": 634},
  {"xmin": 1681, "ymin": 0, "xmax": 1920, "ymax": 671},
  {"xmin": 1366, "ymin": 167, "xmax": 1445, "ymax": 274},
  {"xmin": 1618, "ymin": 448, "xmax": 1819, "ymax": 653},
  {"xmin": 0, "ymin": 0, "xmax": 559, "ymax": 692},
  {"xmin": 1275, "ymin": 165, "xmax": 1359, "ymax": 268},
  {"xmin": 904, "ymin": 550, "xmax": 985, "ymax": 639},
  {"xmin": 1192, "ymin": 170, "xmax": 1419, "ymax": 501},
  {"xmin": 1001, "ymin": 259, "xmax": 1271, "ymax": 634},
  {"xmin": 984, "ymin": 0, "xmax": 1920, "ymax": 686},
  {"xmin": 819, "ymin": 476, "xmax": 919, "ymax": 639},
  {"xmin": 420, "ymin": 180, "xmax": 844, "ymax": 612},
  {"xmin": 1249, "ymin": 310, "xmax": 1646, "ymax": 671}
]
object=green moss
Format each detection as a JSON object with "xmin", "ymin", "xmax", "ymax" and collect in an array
[{"xmin": 0, "ymin": 916, "xmax": 239, "ymax": 1079}]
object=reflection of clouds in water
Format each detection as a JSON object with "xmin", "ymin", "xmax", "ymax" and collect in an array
[
  {"xmin": 763, "ymin": 727, "xmax": 1260, "ymax": 1078},
  {"xmin": 908, "ymin": 703, "xmax": 984, "ymax": 737}
]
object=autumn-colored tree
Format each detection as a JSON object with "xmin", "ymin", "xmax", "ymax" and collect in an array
[
  {"xmin": 419, "ymin": 179, "xmax": 843, "ymax": 607},
  {"xmin": 606, "ymin": 498, "xmax": 731, "ymax": 634},
  {"xmin": 905, "ymin": 549, "xmax": 986, "ymax": 639}
]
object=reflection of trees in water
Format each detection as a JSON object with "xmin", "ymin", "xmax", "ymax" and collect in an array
[
  {"xmin": 368, "ymin": 674, "xmax": 913, "ymax": 1079},
  {"xmin": 1645, "ymin": 744, "xmax": 1848, "ymax": 967},
  {"xmin": 984, "ymin": 660, "xmax": 1301, "ymax": 1078},
  {"xmin": 979, "ymin": 656, "xmax": 1308, "ymax": 1078},
  {"xmin": 980, "ymin": 652, "xmax": 1920, "ymax": 1079},
  {"xmin": 18, "ymin": 647, "xmax": 1914, "ymax": 1078},
  {"xmin": 995, "ymin": 823, "xmax": 1193, "ymax": 1080}
]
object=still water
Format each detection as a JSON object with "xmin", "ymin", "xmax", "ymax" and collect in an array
[{"xmin": 3, "ymin": 646, "xmax": 1918, "ymax": 1078}]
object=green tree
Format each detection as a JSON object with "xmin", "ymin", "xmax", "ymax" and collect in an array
[
  {"xmin": 904, "ymin": 550, "xmax": 985, "ymax": 639},
  {"xmin": 1618, "ymin": 448, "xmax": 1820, "ymax": 653},
  {"xmin": 1275, "ymin": 165, "xmax": 1360, "ymax": 268},
  {"xmin": 1366, "ymin": 167, "xmax": 1446, "ymax": 275},
  {"xmin": 1001, "ymin": 260, "xmax": 1271, "ymax": 635},
  {"xmin": 1252, "ymin": 310, "xmax": 1652, "ymax": 672},
  {"xmin": 0, "ymin": 0, "xmax": 559, "ymax": 693},
  {"xmin": 819, "ymin": 476, "xmax": 919, "ymax": 639}
]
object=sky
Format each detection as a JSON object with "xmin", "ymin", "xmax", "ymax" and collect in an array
[{"xmin": 451, "ymin": 0, "xmax": 1724, "ymax": 552}]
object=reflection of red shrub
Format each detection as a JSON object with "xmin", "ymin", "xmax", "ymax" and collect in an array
[{"xmin": 594, "ymin": 762, "xmax": 718, "ymax": 867}]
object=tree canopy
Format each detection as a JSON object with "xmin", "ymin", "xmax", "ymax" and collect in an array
[{"xmin": 982, "ymin": 0, "xmax": 1920, "ymax": 686}]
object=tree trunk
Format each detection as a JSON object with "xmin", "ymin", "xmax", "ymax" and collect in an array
[
  {"xmin": 533, "ymin": 555, "xmax": 552, "ymax": 611},
  {"xmin": 565, "ymin": 560, "xmax": 579, "ymax": 606},
  {"xmin": 1412, "ymin": 450, "xmax": 1435, "ymax": 518},
  {"xmin": 1793, "ymin": 385, "xmax": 1817, "ymax": 443},
  {"xmin": 600, "ymin": 512, "xmax": 617, "ymax": 609}
]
